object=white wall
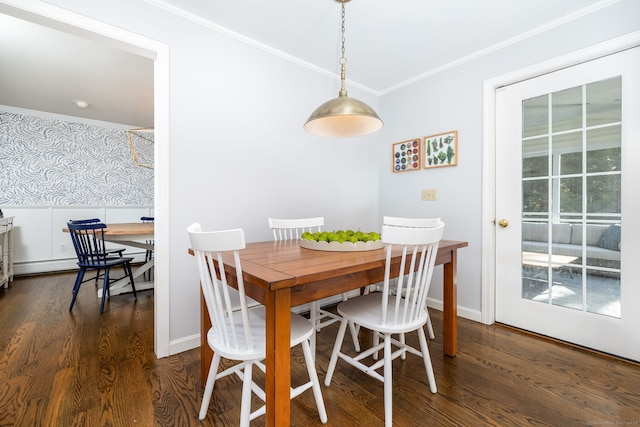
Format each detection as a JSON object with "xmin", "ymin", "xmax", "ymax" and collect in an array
[
  {"xmin": 378, "ymin": 0, "xmax": 640, "ymax": 319},
  {"xmin": 165, "ymin": 30, "xmax": 381, "ymax": 342}
]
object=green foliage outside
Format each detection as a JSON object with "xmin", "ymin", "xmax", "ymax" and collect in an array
[{"xmin": 522, "ymin": 147, "xmax": 621, "ymax": 215}]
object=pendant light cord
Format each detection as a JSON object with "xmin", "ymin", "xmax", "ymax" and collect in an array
[
  {"xmin": 303, "ymin": 0, "xmax": 383, "ymax": 137},
  {"xmin": 339, "ymin": 2, "xmax": 348, "ymax": 97}
]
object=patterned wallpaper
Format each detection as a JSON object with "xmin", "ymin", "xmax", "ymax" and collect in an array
[{"xmin": 0, "ymin": 111, "xmax": 153, "ymax": 206}]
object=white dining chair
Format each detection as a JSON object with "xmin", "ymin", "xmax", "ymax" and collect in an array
[
  {"xmin": 350, "ymin": 216, "xmax": 437, "ymax": 357},
  {"xmin": 367, "ymin": 217, "xmax": 440, "ymax": 357},
  {"xmin": 324, "ymin": 217, "xmax": 444, "ymax": 427},
  {"xmin": 383, "ymin": 216, "xmax": 436, "ymax": 341},
  {"xmin": 268, "ymin": 217, "xmax": 359, "ymax": 355},
  {"xmin": 188, "ymin": 223, "xmax": 327, "ymax": 426}
]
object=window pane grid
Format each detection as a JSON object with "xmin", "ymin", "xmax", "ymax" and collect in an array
[{"xmin": 521, "ymin": 77, "xmax": 622, "ymax": 317}]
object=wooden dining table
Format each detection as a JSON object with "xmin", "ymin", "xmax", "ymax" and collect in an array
[
  {"xmin": 98, "ymin": 222, "xmax": 154, "ymax": 295},
  {"xmin": 196, "ymin": 238, "xmax": 467, "ymax": 426}
]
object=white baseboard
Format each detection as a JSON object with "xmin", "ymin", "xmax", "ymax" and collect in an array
[
  {"xmin": 170, "ymin": 333, "xmax": 200, "ymax": 355},
  {"xmin": 14, "ymin": 254, "xmax": 149, "ymax": 276},
  {"xmin": 14, "ymin": 259, "xmax": 78, "ymax": 275},
  {"xmin": 426, "ymin": 297, "xmax": 483, "ymax": 323}
]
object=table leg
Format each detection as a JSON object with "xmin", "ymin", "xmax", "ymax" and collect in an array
[
  {"xmin": 443, "ymin": 249, "xmax": 458, "ymax": 356},
  {"xmin": 309, "ymin": 301, "xmax": 318, "ymax": 357},
  {"xmin": 265, "ymin": 288, "xmax": 292, "ymax": 426},
  {"xmin": 97, "ymin": 258, "xmax": 154, "ymax": 297},
  {"xmin": 200, "ymin": 289, "xmax": 213, "ymax": 385},
  {"xmin": 1, "ymin": 231, "xmax": 8, "ymax": 288}
]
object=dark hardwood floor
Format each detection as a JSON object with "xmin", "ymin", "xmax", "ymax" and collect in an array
[{"xmin": 1, "ymin": 272, "xmax": 639, "ymax": 426}]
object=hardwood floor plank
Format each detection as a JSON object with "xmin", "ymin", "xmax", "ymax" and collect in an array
[
  {"xmin": 1, "ymin": 272, "xmax": 639, "ymax": 426},
  {"xmin": 42, "ymin": 367, "xmax": 74, "ymax": 426}
]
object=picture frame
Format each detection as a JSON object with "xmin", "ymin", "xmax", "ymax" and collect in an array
[
  {"xmin": 392, "ymin": 138, "xmax": 421, "ymax": 172},
  {"xmin": 424, "ymin": 130, "xmax": 458, "ymax": 169}
]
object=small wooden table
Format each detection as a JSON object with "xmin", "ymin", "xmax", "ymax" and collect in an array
[
  {"xmin": 0, "ymin": 217, "xmax": 15, "ymax": 289},
  {"xmin": 522, "ymin": 251, "xmax": 578, "ymax": 278},
  {"xmin": 197, "ymin": 239, "xmax": 467, "ymax": 426},
  {"xmin": 522, "ymin": 251, "xmax": 578, "ymax": 268}
]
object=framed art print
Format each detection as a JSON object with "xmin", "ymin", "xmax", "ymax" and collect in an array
[
  {"xmin": 392, "ymin": 138, "xmax": 421, "ymax": 172},
  {"xmin": 424, "ymin": 130, "xmax": 458, "ymax": 169}
]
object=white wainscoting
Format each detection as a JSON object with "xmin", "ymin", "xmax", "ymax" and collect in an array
[{"xmin": 1, "ymin": 206, "xmax": 153, "ymax": 275}]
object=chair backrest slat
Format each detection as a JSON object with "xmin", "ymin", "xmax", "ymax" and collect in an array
[
  {"xmin": 67, "ymin": 220, "xmax": 110, "ymax": 265},
  {"xmin": 268, "ymin": 217, "xmax": 324, "ymax": 241},
  {"xmin": 380, "ymin": 217, "xmax": 444, "ymax": 327},
  {"xmin": 69, "ymin": 218, "xmax": 102, "ymax": 225},
  {"xmin": 188, "ymin": 223, "xmax": 254, "ymax": 352},
  {"xmin": 383, "ymin": 216, "xmax": 440, "ymax": 229}
]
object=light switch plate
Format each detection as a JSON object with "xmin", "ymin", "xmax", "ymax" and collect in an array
[{"xmin": 421, "ymin": 189, "xmax": 437, "ymax": 201}]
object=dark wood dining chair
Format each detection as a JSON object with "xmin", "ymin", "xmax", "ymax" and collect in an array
[
  {"xmin": 67, "ymin": 221, "xmax": 137, "ymax": 314},
  {"xmin": 69, "ymin": 218, "xmax": 125, "ymax": 285}
]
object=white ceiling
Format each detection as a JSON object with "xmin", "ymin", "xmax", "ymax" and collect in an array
[
  {"xmin": 0, "ymin": 11, "xmax": 155, "ymax": 128},
  {"xmin": 0, "ymin": 0, "xmax": 613, "ymax": 127}
]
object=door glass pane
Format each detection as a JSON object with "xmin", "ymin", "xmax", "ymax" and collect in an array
[
  {"xmin": 523, "ymin": 153, "xmax": 548, "ymax": 178},
  {"xmin": 587, "ymin": 77, "xmax": 621, "ymax": 126},
  {"xmin": 523, "ymin": 95, "xmax": 548, "ymax": 138},
  {"xmin": 587, "ymin": 126, "xmax": 621, "ymax": 172},
  {"xmin": 521, "ymin": 77, "xmax": 622, "ymax": 318},
  {"xmin": 587, "ymin": 268, "xmax": 620, "ymax": 316},
  {"xmin": 522, "ymin": 179, "xmax": 548, "ymax": 214},
  {"xmin": 560, "ymin": 152, "xmax": 581, "ymax": 176},
  {"xmin": 587, "ymin": 175, "xmax": 621, "ymax": 213},
  {"xmin": 553, "ymin": 132, "xmax": 582, "ymax": 175},
  {"xmin": 522, "ymin": 258, "xmax": 549, "ymax": 302},
  {"xmin": 558, "ymin": 177, "xmax": 581, "ymax": 213},
  {"xmin": 551, "ymin": 267, "xmax": 583, "ymax": 311},
  {"xmin": 552, "ymin": 86, "xmax": 582, "ymax": 132}
]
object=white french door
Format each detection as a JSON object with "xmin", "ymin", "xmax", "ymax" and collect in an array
[{"xmin": 495, "ymin": 47, "xmax": 640, "ymax": 361}]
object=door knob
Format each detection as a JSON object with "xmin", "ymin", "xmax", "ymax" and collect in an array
[{"xmin": 498, "ymin": 219, "xmax": 509, "ymax": 228}]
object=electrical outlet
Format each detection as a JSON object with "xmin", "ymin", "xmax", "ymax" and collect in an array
[
  {"xmin": 60, "ymin": 243, "xmax": 66, "ymax": 252},
  {"xmin": 421, "ymin": 189, "xmax": 437, "ymax": 201}
]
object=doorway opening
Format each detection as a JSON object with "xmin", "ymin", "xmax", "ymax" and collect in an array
[{"xmin": 0, "ymin": 2, "xmax": 171, "ymax": 357}]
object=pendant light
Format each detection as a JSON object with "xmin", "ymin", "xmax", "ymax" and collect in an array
[
  {"xmin": 127, "ymin": 128, "xmax": 154, "ymax": 169},
  {"xmin": 304, "ymin": 0, "xmax": 383, "ymax": 138}
]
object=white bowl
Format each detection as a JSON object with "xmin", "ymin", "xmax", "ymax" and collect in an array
[{"xmin": 299, "ymin": 239, "xmax": 384, "ymax": 252}]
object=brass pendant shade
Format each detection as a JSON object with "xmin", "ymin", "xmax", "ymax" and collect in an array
[
  {"xmin": 304, "ymin": 90, "xmax": 383, "ymax": 138},
  {"xmin": 304, "ymin": 0, "xmax": 383, "ymax": 138}
]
